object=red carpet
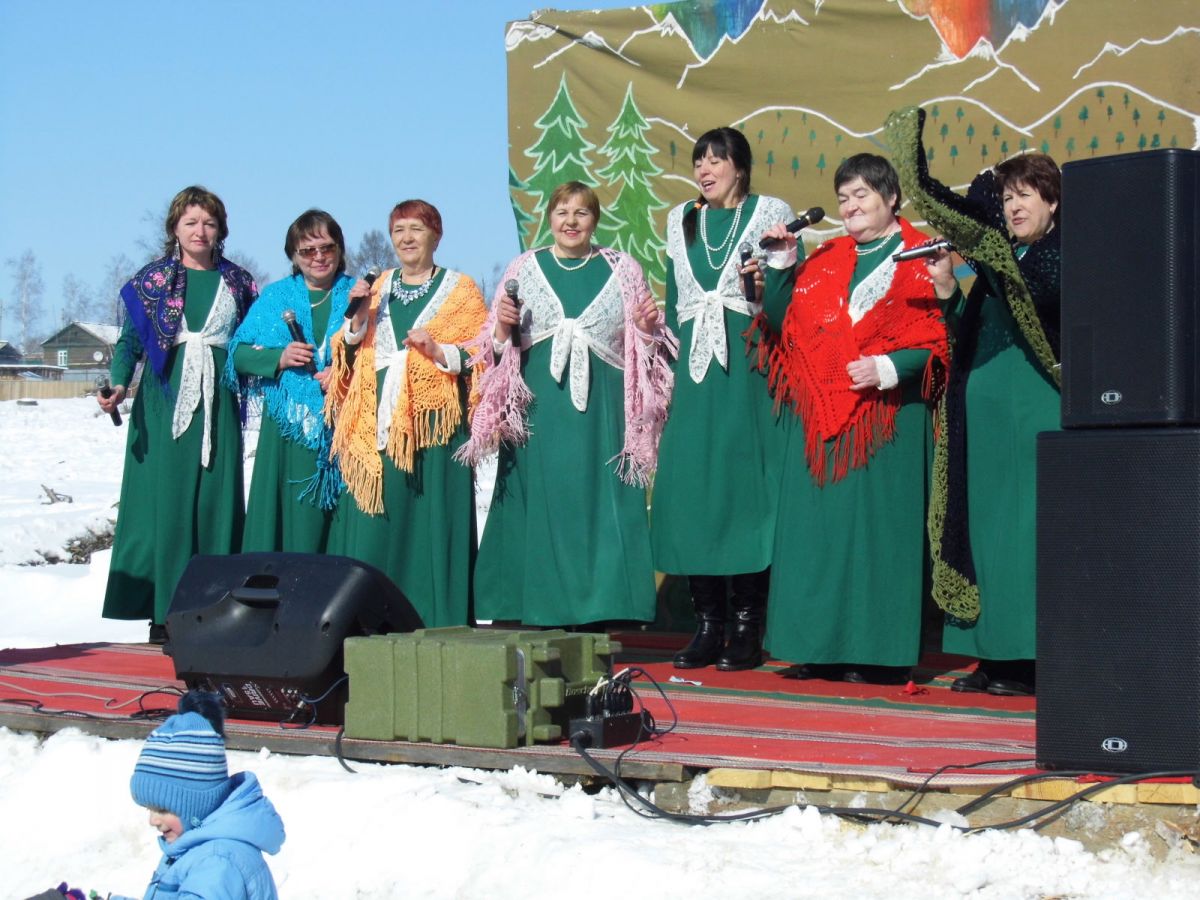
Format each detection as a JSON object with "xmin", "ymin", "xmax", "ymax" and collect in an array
[{"xmin": 0, "ymin": 640, "xmax": 1037, "ymax": 787}]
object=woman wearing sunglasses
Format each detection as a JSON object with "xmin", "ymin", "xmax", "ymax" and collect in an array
[{"xmin": 227, "ymin": 208, "xmax": 355, "ymax": 553}]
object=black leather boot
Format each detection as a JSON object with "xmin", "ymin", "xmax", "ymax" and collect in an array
[
  {"xmin": 673, "ymin": 575, "xmax": 727, "ymax": 669},
  {"xmin": 716, "ymin": 569, "xmax": 768, "ymax": 671}
]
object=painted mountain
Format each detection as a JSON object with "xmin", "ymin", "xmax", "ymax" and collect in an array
[{"xmin": 506, "ymin": 0, "xmax": 1199, "ymax": 285}]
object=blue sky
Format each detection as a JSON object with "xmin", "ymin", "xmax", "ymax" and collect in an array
[{"xmin": 0, "ymin": 0, "xmax": 632, "ymax": 335}]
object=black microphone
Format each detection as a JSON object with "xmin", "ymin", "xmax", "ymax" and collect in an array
[
  {"xmin": 343, "ymin": 267, "xmax": 381, "ymax": 320},
  {"xmin": 758, "ymin": 206, "xmax": 825, "ymax": 248},
  {"xmin": 892, "ymin": 238, "xmax": 954, "ymax": 262},
  {"xmin": 739, "ymin": 243, "xmax": 755, "ymax": 302},
  {"xmin": 281, "ymin": 310, "xmax": 316, "ymax": 374},
  {"xmin": 97, "ymin": 377, "xmax": 122, "ymax": 427}
]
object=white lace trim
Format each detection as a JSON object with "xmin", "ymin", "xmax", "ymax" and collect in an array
[
  {"xmin": 668, "ymin": 196, "xmax": 792, "ymax": 382},
  {"xmin": 514, "ymin": 253, "xmax": 624, "ymax": 413},
  {"xmin": 373, "ymin": 269, "xmax": 464, "ymax": 448},
  {"xmin": 847, "ymin": 253, "xmax": 897, "ymax": 325},
  {"xmin": 170, "ymin": 275, "xmax": 239, "ymax": 467}
]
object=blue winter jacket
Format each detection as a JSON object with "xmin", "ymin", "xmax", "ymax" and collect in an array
[{"xmin": 140, "ymin": 771, "xmax": 285, "ymax": 900}]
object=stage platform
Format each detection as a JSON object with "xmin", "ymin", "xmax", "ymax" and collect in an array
[{"xmin": 1, "ymin": 637, "xmax": 1196, "ymax": 811}]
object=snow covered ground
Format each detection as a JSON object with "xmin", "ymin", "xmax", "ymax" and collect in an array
[{"xmin": 2, "ymin": 397, "xmax": 1200, "ymax": 899}]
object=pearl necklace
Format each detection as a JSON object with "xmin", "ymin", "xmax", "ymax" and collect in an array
[
  {"xmin": 699, "ymin": 200, "xmax": 745, "ymax": 271},
  {"xmin": 854, "ymin": 232, "xmax": 900, "ymax": 256},
  {"xmin": 391, "ymin": 267, "xmax": 437, "ymax": 305},
  {"xmin": 550, "ymin": 246, "xmax": 595, "ymax": 271}
]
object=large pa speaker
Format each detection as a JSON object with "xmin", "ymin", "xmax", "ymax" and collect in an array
[
  {"xmin": 1060, "ymin": 148, "xmax": 1200, "ymax": 427},
  {"xmin": 164, "ymin": 553, "xmax": 423, "ymax": 725},
  {"xmin": 1036, "ymin": 429, "xmax": 1200, "ymax": 772}
]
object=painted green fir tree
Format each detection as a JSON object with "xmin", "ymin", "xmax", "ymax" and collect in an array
[
  {"xmin": 509, "ymin": 167, "xmax": 536, "ymax": 251},
  {"xmin": 594, "ymin": 84, "xmax": 669, "ymax": 286},
  {"xmin": 522, "ymin": 74, "xmax": 598, "ymax": 249}
]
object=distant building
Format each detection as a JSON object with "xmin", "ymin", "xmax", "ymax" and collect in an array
[
  {"xmin": 0, "ymin": 341, "xmax": 23, "ymax": 365},
  {"xmin": 40, "ymin": 322, "xmax": 121, "ymax": 381}
]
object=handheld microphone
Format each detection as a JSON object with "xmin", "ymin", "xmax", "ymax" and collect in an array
[
  {"xmin": 344, "ymin": 267, "xmax": 381, "ymax": 320},
  {"xmin": 504, "ymin": 279, "xmax": 521, "ymax": 307},
  {"xmin": 891, "ymin": 239, "xmax": 954, "ymax": 262},
  {"xmin": 281, "ymin": 310, "xmax": 317, "ymax": 374},
  {"xmin": 739, "ymin": 243, "xmax": 756, "ymax": 301},
  {"xmin": 97, "ymin": 377, "xmax": 122, "ymax": 426},
  {"xmin": 758, "ymin": 206, "xmax": 825, "ymax": 248}
]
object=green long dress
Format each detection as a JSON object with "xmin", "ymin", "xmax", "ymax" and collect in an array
[
  {"xmin": 651, "ymin": 195, "xmax": 797, "ymax": 574},
  {"xmin": 234, "ymin": 289, "xmax": 335, "ymax": 553},
  {"xmin": 325, "ymin": 269, "xmax": 475, "ymax": 629},
  {"xmin": 103, "ymin": 269, "xmax": 245, "ymax": 624},
  {"xmin": 474, "ymin": 251, "xmax": 656, "ymax": 626},
  {"xmin": 943, "ymin": 256, "xmax": 1060, "ymax": 660},
  {"xmin": 763, "ymin": 233, "xmax": 933, "ymax": 668}
]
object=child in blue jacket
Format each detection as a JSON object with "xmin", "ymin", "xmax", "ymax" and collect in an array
[{"xmin": 125, "ymin": 692, "xmax": 286, "ymax": 900}]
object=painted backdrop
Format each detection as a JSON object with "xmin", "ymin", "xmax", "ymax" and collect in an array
[{"xmin": 505, "ymin": 0, "xmax": 1199, "ymax": 287}]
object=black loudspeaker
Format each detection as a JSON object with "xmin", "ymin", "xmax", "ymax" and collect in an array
[
  {"xmin": 1036, "ymin": 429, "xmax": 1200, "ymax": 773},
  {"xmin": 1060, "ymin": 148, "xmax": 1200, "ymax": 427},
  {"xmin": 164, "ymin": 553, "xmax": 423, "ymax": 725}
]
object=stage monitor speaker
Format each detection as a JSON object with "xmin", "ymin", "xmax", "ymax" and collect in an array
[
  {"xmin": 164, "ymin": 553, "xmax": 423, "ymax": 725},
  {"xmin": 1060, "ymin": 148, "xmax": 1200, "ymax": 427},
  {"xmin": 1036, "ymin": 429, "xmax": 1200, "ymax": 773}
]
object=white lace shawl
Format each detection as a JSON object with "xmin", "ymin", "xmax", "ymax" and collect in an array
[
  {"xmin": 667, "ymin": 195, "xmax": 792, "ymax": 383},
  {"xmin": 511, "ymin": 250, "xmax": 626, "ymax": 413},
  {"xmin": 170, "ymin": 276, "xmax": 240, "ymax": 467}
]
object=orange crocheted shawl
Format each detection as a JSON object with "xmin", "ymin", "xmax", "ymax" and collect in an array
[
  {"xmin": 768, "ymin": 218, "xmax": 947, "ymax": 484},
  {"xmin": 324, "ymin": 269, "xmax": 487, "ymax": 514}
]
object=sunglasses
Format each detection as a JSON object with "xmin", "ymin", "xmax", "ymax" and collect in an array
[{"xmin": 296, "ymin": 243, "xmax": 338, "ymax": 260}]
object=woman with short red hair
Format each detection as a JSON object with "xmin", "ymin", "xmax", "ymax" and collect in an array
[{"xmin": 324, "ymin": 199, "xmax": 487, "ymax": 628}]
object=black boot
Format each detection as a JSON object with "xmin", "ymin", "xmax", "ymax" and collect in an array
[
  {"xmin": 716, "ymin": 570, "xmax": 768, "ymax": 671},
  {"xmin": 673, "ymin": 575, "xmax": 726, "ymax": 669}
]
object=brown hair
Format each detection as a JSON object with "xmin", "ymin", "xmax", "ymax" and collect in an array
[
  {"xmin": 163, "ymin": 185, "xmax": 228, "ymax": 258},
  {"xmin": 388, "ymin": 199, "xmax": 443, "ymax": 237},
  {"xmin": 547, "ymin": 181, "xmax": 601, "ymax": 223},
  {"xmin": 284, "ymin": 209, "xmax": 346, "ymax": 276},
  {"xmin": 994, "ymin": 153, "xmax": 1062, "ymax": 226}
]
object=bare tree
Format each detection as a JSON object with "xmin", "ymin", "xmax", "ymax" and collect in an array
[
  {"xmin": 477, "ymin": 262, "xmax": 506, "ymax": 302},
  {"xmin": 61, "ymin": 273, "xmax": 98, "ymax": 326},
  {"xmin": 346, "ymin": 229, "xmax": 395, "ymax": 276},
  {"xmin": 5, "ymin": 250, "xmax": 45, "ymax": 354},
  {"xmin": 101, "ymin": 253, "xmax": 134, "ymax": 326},
  {"xmin": 226, "ymin": 252, "xmax": 269, "ymax": 289}
]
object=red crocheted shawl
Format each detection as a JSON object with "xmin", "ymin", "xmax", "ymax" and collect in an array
[{"xmin": 768, "ymin": 217, "xmax": 947, "ymax": 484}]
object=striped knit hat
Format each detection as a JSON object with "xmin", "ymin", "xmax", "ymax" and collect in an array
[{"xmin": 130, "ymin": 709, "xmax": 234, "ymax": 830}]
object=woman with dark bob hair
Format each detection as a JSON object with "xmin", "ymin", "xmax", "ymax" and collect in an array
[
  {"xmin": 98, "ymin": 185, "xmax": 257, "ymax": 641},
  {"xmin": 226, "ymin": 209, "xmax": 355, "ymax": 552},
  {"xmin": 459, "ymin": 181, "xmax": 676, "ymax": 627},
  {"xmin": 758, "ymin": 153, "xmax": 948, "ymax": 684},
  {"xmin": 324, "ymin": 199, "xmax": 487, "ymax": 628},
  {"xmin": 651, "ymin": 127, "xmax": 800, "ymax": 671},
  {"xmin": 887, "ymin": 106, "xmax": 1063, "ymax": 697}
]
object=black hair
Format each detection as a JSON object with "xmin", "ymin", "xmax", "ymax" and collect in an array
[
  {"xmin": 834, "ymin": 153, "xmax": 902, "ymax": 214},
  {"xmin": 178, "ymin": 690, "xmax": 227, "ymax": 737},
  {"xmin": 683, "ymin": 127, "xmax": 754, "ymax": 245}
]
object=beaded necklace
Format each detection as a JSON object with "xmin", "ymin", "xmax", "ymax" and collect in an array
[
  {"xmin": 548, "ymin": 246, "xmax": 595, "ymax": 271},
  {"xmin": 698, "ymin": 200, "xmax": 745, "ymax": 271},
  {"xmin": 391, "ymin": 267, "xmax": 438, "ymax": 306}
]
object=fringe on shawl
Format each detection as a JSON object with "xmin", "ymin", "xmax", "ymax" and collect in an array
[
  {"xmin": 453, "ymin": 254, "xmax": 536, "ymax": 466},
  {"xmin": 767, "ymin": 222, "xmax": 947, "ymax": 485},
  {"xmin": 326, "ymin": 271, "xmax": 486, "ymax": 514}
]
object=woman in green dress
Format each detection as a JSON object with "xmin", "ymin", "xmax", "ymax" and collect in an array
[
  {"xmin": 651, "ymin": 127, "xmax": 800, "ymax": 671},
  {"xmin": 227, "ymin": 209, "xmax": 354, "ymax": 553},
  {"xmin": 98, "ymin": 186, "xmax": 257, "ymax": 641},
  {"xmin": 911, "ymin": 142, "xmax": 1062, "ymax": 698},
  {"xmin": 459, "ymin": 181, "xmax": 676, "ymax": 627},
  {"xmin": 324, "ymin": 199, "xmax": 487, "ymax": 629},
  {"xmin": 760, "ymin": 154, "xmax": 947, "ymax": 684}
]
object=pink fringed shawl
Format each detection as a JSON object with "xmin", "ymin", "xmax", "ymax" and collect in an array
[{"xmin": 455, "ymin": 247, "xmax": 677, "ymax": 487}]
